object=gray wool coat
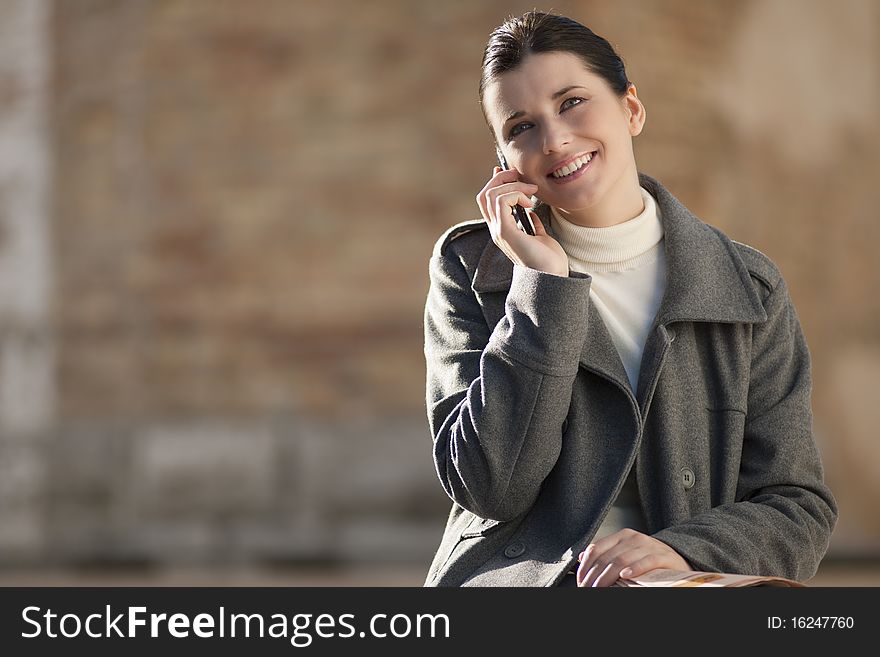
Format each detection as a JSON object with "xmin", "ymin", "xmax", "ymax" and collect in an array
[{"xmin": 422, "ymin": 173, "xmax": 837, "ymax": 587}]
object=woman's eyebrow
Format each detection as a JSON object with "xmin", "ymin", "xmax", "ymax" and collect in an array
[{"xmin": 503, "ymin": 85, "xmax": 590, "ymax": 124}]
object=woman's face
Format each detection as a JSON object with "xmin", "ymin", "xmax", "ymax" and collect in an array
[{"xmin": 484, "ymin": 51, "xmax": 645, "ymax": 222}]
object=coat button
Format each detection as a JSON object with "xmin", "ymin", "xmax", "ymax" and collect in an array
[
  {"xmin": 504, "ymin": 541, "xmax": 526, "ymax": 558},
  {"xmin": 681, "ymin": 467, "xmax": 695, "ymax": 489},
  {"xmin": 667, "ymin": 327, "xmax": 677, "ymax": 343}
]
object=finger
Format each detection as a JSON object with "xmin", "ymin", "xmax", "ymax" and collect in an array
[
  {"xmin": 592, "ymin": 561, "xmax": 623, "ymax": 588},
  {"xmin": 530, "ymin": 211, "xmax": 547, "ymax": 237},
  {"xmin": 489, "ymin": 166, "xmax": 540, "ymax": 194},
  {"xmin": 575, "ymin": 544, "xmax": 595, "ymax": 586},
  {"xmin": 578, "ymin": 563, "xmax": 601, "ymax": 588},
  {"xmin": 584, "ymin": 557, "xmax": 620, "ymax": 588},
  {"xmin": 478, "ymin": 178, "xmax": 538, "ymax": 223},
  {"xmin": 590, "ymin": 544, "xmax": 652, "ymax": 587},
  {"xmin": 476, "ymin": 167, "xmax": 507, "ymax": 222},
  {"xmin": 486, "ymin": 181, "xmax": 540, "ymax": 211},
  {"xmin": 602, "ymin": 544, "xmax": 665, "ymax": 584},
  {"xmin": 618, "ymin": 552, "xmax": 681, "ymax": 580},
  {"xmin": 492, "ymin": 167, "xmax": 525, "ymax": 184},
  {"xmin": 494, "ymin": 189, "xmax": 535, "ymax": 214},
  {"xmin": 578, "ymin": 531, "xmax": 626, "ymax": 574},
  {"xmin": 577, "ymin": 542, "xmax": 616, "ymax": 587},
  {"xmin": 579, "ymin": 540, "xmax": 642, "ymax": 588},
  {"xmin": 476, "ymin": 185, "xmax": 490, "ymax": 224},
  {"xmin": 581, "ymin": 549, "xmax": 623, "ymax": 588},
  {"xmin": 493, "ymin": 192, "xmax": 535, "ymax": 234}
]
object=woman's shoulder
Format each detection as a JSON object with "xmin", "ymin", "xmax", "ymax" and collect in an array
[
  {"xmin": 431, "ymin": 218, "xmax": 492, "ymax": 260},
  {"xmin": 640, "ymin": 171, "xmax": 785, "ymax": 297},
  {"xmin": 727, "ymin": 238, "xmax": 783, "ymax": 294}
]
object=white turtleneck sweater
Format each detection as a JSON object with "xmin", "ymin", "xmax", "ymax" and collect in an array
[
  {"xmin": 549, "ymin": 187, "xmax": 666, "ymax": 393},
  {"xmin": 549, "ymin": 187, "xmax": 666, "ymax": 544}
]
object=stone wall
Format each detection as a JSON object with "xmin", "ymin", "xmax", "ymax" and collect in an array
[{"xmin": 0, "ymin": 0, "xmax": 877, "ymax": 569}]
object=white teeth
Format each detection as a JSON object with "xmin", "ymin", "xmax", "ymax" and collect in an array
[{"xmin": 552, "ymin": 152, "xmax": 594, "ymax": 178}]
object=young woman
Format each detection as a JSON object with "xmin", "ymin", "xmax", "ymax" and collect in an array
[{"xmin": 423, "ymin": 11, "xmax": 837, "ymax": 587}]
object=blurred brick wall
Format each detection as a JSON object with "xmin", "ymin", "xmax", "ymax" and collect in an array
[
  {"xmin": 0, "ymin": 0, "xmax": 54, "ymax": 559},
  {"xmin": 0, "ymin": 0, "xmax": 877, "ymax": 568}
]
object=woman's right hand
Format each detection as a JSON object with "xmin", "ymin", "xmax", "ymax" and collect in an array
[{"xmin": 476, "ymin": 167, "xmax": 570, "ymax": 277}]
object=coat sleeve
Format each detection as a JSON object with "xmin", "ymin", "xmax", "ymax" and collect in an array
[
  {"xmin": 653, "ymin": 276, "xmax": 838, "ymax": 581},
  {"xmin": 424, "ymin": 245, "xmax": 591, "ymax": 521}
]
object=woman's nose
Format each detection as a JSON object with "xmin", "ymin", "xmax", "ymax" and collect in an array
[{"xmin": 542, "ymin": 120, "xmax": 573, "ymax": 155}]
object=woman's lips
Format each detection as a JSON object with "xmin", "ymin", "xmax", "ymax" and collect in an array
[{"xmin": 547, "ymin": 151, "xmax": 597, "ymax": 184}]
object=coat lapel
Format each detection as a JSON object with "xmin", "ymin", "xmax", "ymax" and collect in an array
[
  {"xmin": 635, "ymin": 173, "xmax": 768, "ymax": 416},
  {"xmin": 580, "ymin": 302, "xmax": 632, "ymax": 394},
  {"xmin": 640, "ymin": 173, "xmax": 767, "ymax": 326}
]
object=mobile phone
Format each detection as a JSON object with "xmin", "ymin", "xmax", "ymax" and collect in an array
[{"xmin": 496, "ymin": 149, "xmax": 536, "ymax": 235}]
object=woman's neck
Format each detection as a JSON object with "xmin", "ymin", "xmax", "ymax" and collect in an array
[
  {"xmin": 549, "ymin": 187, "xmax": 663, "ymax": 272},
  {"xmin": 553, "ymin": 170, "xmax": 644, "ymax": 228}
]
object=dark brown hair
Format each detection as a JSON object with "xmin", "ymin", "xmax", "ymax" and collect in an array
[{"xmin": 479, "ymin": 11, "xmax": 630, "ymax": 136}]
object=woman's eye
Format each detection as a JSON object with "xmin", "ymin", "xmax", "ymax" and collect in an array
[
  {"xmin": 508, "ymin": 122, "xmax": 532, "ymax": 139},
  {"xmin": 560, "ymin": 97, "xmax": 585, "ymax": 111}
]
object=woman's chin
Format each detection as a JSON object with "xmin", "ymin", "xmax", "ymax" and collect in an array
[{"xmin": 544, "ymin": 187, "xmax": 602, "ymax": 214}]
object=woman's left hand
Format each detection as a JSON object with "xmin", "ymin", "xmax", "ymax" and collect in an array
[{"xmin": 576, "ymin": 528, "xmax": 691, "ymax": 587}]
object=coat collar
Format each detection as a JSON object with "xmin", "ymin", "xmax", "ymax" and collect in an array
[{"xmin": 472, "ymin": 172, "xmax": 768, "ymax": 326}]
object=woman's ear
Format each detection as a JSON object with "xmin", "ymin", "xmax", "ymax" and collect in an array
[{"xmin": 624, "ymin": 83, "xmax": 646, "ymax": 137}]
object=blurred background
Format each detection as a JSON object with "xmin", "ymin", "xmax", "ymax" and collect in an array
[{"xmin": 0, "ymin": 0, "xmax": 877, "ymax": 586}]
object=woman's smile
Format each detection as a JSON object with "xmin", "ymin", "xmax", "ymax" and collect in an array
[{"xmin": 547, "ymin": 150, "xmax": 598, "ymax": 183}]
